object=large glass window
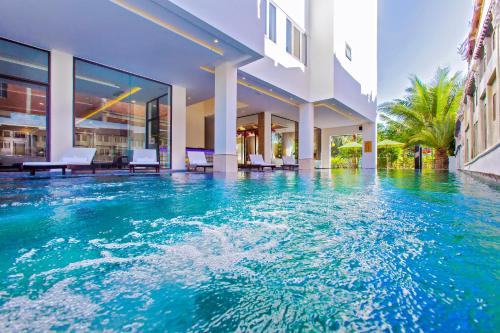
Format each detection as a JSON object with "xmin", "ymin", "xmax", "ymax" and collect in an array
[
  {"xmin": 237, "ymin": 115, "xmax": 259, "ymax": 164},
  {"xmin": 271, "ymin": 116, "xmax": 297, "ymax": 160},
  {"xmin": 0, "ymin": 39, "xmax": 49, "ymax": 167},
  {"xmin": 74, "ymin": 59, "xmax": 171, "ymax": 168}
]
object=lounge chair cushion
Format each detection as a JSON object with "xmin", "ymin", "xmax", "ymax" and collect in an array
[
  {"xmin": 249, "ymin": 154, "xmax": 274, "ymax": 166},
  {"xmin": 133, "ymin": 149, "xmax": 158, "ymax": 163},
  {"xmin": 23, "ymin": 162, "xmax": 67, "ymax": 167},
  {"xmin": 187, "ymin": 151, "xmax": 212, "ymax": 166},
  {"xmin": 282, "ymin": 156, "xmax": 298, "ymax": 165},
  {"xmin": 23, "ymin": 148, "xmax": 96, "ymax": 167},
  {"xmin": 129, "ymin": 161, "xmax": 159, "ymax": 166}
]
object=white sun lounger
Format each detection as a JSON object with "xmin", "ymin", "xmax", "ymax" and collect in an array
[
  {"xmin": 22, "ymin": 147, "xmax": 96, "ymax": 176},
  {"xmin": 249, "ymin": 154, "xmax": 276, "ymax": 171},
  {"xmin": 129, "ymin": 149, "xmax": 160, "ymax": 173},
  {"xmin": 282, "ymin": 155, "xmax": 299, "ymax": 170},
  {"xmin": 187, "ymin": 151, "xmax": 213, "ymax": 172}
]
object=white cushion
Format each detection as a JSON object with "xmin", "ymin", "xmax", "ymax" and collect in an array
[
  {"xmin": 60, "ymin": 147, "xmax": 96, "ymax": 164},
  {"xmin": 188, "ymin": 151, "xmax": 208, "ymax": 165},
  {"xmin": 133, "ymin": 149, "xmax": 158, "ymax": 163},
  {"xmin": 23, "ymin": 162, "xmax": 67, "ymax": 166}
]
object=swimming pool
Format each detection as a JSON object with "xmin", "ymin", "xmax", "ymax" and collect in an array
[{"xmin": 0, "ymin": 170, "xmax": 498, "ymax": 331}]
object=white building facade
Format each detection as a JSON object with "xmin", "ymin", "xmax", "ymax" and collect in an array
[
  {"xmin": 457, "ymin": 0, "xmax": 500, "ymax": 177},
  {"xmin": 0, "ymin": 0, "xmax": 378, "ymax": 172}
]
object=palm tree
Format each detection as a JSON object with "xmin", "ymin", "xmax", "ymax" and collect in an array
[{"xmin": 379, "ymin": 68, "xmax": 463, "ymax": 170}]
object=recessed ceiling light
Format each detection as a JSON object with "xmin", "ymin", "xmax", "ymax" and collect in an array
[
  {"xmin": 187, "ymin": 96, "xmax": 191, "ymax": 100},
  {"xmin": 242, "ymin": 77, "xmax": 246, "ymax": 80},
  {"xmin": 39, "ymin": 102, "xmax": 44, "ymax": 105},
  {"xmin": 131, "ymin": 100, "xmax": 136, "ymax": 103},
  {"xmin": 213, "ymin": 39, "xmax": 219, "ymax": 44}
]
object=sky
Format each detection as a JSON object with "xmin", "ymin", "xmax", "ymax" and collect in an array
[{"xmin": 378, "ymin": 0, "xmax": 472, "ymax": 104}]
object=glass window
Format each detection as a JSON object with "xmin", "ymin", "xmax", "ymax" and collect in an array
[
  {"xmin": 0, "ymin": 39, "xmax": 49, "ymax": 84},
  {"xmin": 236, "ymin": 115, "xmax": 259, "ymax": 164},
  {"xmin": 271, "ymin": 115, "xmax": 297, "ymax": 160},
  {"xmin": 74, "ymin": 59, "xmax": 171, "ymax": 168},
  {"xmin": 0, "ymin": 39, "xmax": 49, "ymax": 167},
  {"xmin": 286, "ymin": 19, "xmax": 292, "ymax": 54},
  {"xmin": 293, "ymin": 26, "xmax": 301, "ymax": 59},
  {"xmin": 268, "ymin": 3, "xmax": 277, "ymax": 43},
  {"xmin": 346, "ymin": 43, "xmax": 352, "ymax": 61},
  {"xmin": 0, "ymin": 82, "xmax": 7, "ymax": 98}
]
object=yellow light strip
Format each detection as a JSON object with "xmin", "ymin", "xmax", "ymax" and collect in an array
[
  {"xmin": 76, "ymin": 87, "xmax": 142, "ymax": 124},
  {"xmin": 314, "ymin": 103, "xmax": 359, "ymax": 122},
  {"xmin": 110, "ymin": 0, "xmax": 224, "ymax": 56},
  {"xmin": 200, "ymin": 66, "xmax": 299, "ymax": 107}
]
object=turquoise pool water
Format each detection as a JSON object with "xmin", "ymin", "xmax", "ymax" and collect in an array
[{"xmin": 0, "ymin": 170, "xmax": 498, "ymax": 332}]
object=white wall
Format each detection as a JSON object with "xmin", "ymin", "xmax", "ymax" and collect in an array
[
  {"xmin": 361, "ymin": 122, "xmax": 377, "ymax": 169},
  {"xmin": 332, "ymin": 0, "xmax": 378, "ymax": 121},
  {"xmin": 171, "ymin": 85, "xmax": 187, "ymax": 170},
  {"xmin": 241, "ymin": 0, "xmax": 309, "ymax": 101},
  {"xmin": 50, "ymin": 50, "xmax": 74, "ymax": 161},
  {"xmin": 463, "ymin": 143, "xmax": 500, "ymax": 176},
  {"xmin": 308, "ymin": 0, "xmax": 334, "ymax": 102}
]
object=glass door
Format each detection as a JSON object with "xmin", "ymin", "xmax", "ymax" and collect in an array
[{"xmin": 145, "ymin": 92, "xmax": 171, "ymax": 168}]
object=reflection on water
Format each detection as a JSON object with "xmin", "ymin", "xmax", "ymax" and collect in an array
[{"xmin": 0, "ymin": 170, "xmax": 498, "ymax": 331}]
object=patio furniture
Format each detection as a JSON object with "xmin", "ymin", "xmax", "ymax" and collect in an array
[
  {"xmin": 187, "ymin": 151, "xmax": 213, "ymax": 172},
  {"xmin": 22, "ymin": 147, "xmax": 96, "ymax": 176},
  {"xmin": 282, "ymin": 155, "xmax": 299, "ymax": 170},
  {"xmin": 129, "ymin": 149, "xmax": 160, "ymax": 173},
  {"xmin": 249, "ymin": 154, "xmax": 276, "ymax": 171}
]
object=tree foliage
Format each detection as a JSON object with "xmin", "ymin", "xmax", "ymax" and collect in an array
[{"xmin": 378, "ymin": 68, "xmax": 463, "ymax": 169}]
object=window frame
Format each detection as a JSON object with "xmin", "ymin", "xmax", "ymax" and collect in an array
[
  {"xmin": 0, "ymin": 37, "xmax": 51, "ymax": 161},
  {"xmin": 267, "ymin": 2, "xmax": 277, "ymax": 43},
  {"xmin": 72, "ymin": 57, "xmax": 173, "ymax": 168},
  {"xmin": 345, "ymin": 43, "xmax": 352, "ymax": 61},
  {"xmin": 285, "ymin": 18, "xmax": 307, "ymax": 64}
]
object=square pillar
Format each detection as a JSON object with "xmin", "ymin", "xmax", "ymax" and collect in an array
[
  {"xmin": 214, "ymin": 63, "xmax": 238, "ymax": 172},
  {"xmin": 258, "ymin": 112, "xmax": 272, "ymax": 162},
  {"xmin": 299, "ymin": 103, "xmax": 315, "ymax": 170},
  {"xmin": 50, "ymin": 50, "xmax": 73, "ymax": 161},
  {"xmin": 171, "ymin": 85, "xmax": 186, "ymax": 170},
  {"xmin": 362, "ymin": 122, "xmax": 377, "ymax": 169},
  {"xmin": 320, "ymin": 130, "xmax": 331, "ymax": 169}
]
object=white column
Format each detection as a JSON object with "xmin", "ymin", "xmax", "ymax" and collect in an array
[
  {"xmin": 50, "ymin": 50, "xmax": 73, "ymax": 161},
  {"xmin": 299, "ymin": 103, "xmax": 315, "ymax": 170},
  {"xmin": 171, "ymin": 85, "xmax": 187, "ymax": 170},
  {"xmin": 361, "ymin": 122, "xmax": 377, "ymax": 169},
  {"xmin": 214, "ymin": 62, "xmax": 238, "ymax": 172},
  {"xmin": 258, "ymin": 112, "xmax": 272, "ymax": 162},
  {"xmin": 320, "ymin": 129, "xmax": 331, "ymax": 168}
]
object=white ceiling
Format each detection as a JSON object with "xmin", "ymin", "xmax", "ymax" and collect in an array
[{"xmin": 0, "ymin": 0, "xmax": 364, "ymax": 129}]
